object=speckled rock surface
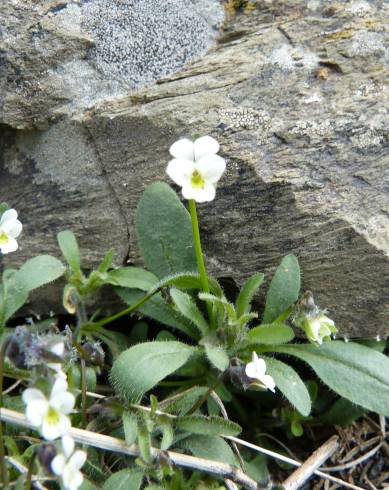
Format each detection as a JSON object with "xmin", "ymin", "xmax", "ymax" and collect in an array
[{"xmin": 1, "ymin": 0, "xmax": 388, "ymax": 336}]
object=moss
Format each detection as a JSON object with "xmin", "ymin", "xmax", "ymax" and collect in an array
[
  {"xmin": 323, "ymin": 29, "xmax": 355, "ymax": 41},
  {"xmin": 224, "ymin": 0, "xmax": 256, "ymax": 14}
]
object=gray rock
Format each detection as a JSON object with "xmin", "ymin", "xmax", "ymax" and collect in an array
[{"xmin": 1, "ymin": 0, "xmax": 388, "ymax": 337}]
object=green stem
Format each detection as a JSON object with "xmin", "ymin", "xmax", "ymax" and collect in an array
[
  {"xmin": 188, "ymin": 200, "xmax": 214, "ymax": 327},
  {"xmin": 80, "ymin": 359, "xmax": 87, "ymax": 429},
  {"xmin": 96, "ymin": 288, "xmax": 160, "ymax": 328},
  {"xmin": 0, "ymin": 340, "xmax": 9, "ymax": 488},
  {"xmin": 25, "ymin": 451, "xmax": 36, "ymax": 490}
]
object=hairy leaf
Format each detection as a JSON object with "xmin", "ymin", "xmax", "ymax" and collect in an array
[
  {"xmin": 263, "ymin": 356, "xmax": 311, "ymax": 416},
  {"xmin": 107, "ymin": 267, "xmax": 158, "ymax": 291},
  {"xmin": 236, "ymin": 273, "xmax": 264, "ymax": 317},
  {"xmin": 136, "ymin": 183, "xmax": 196, "ymax": 278},
  {"xmin": 204, "ymin": 343, "xmax": 229, "ymax": 371},
  {"xmin": 175, "ymin": 415, "xmax": 241, "ymax": 436},
  {"xmin": 111, "ymin": 341, "xmax": 195, "ymax": 402},
  {"xmin": 270, "ymin": 342, "xmax": 389, "ymax": 416},
  {"xmin": 181, "ymin": 435, "xmax": 237, "ymax": 466},
  {"xmin": 248, "ymin": 324, "xmax": 295, "ymax": 345},
  {"xmin": 263, "ymin": 255, "xmax": 300, "ymax": 323},
  {"xmin": 170, "ymin": 289, "xmax": 209, "ymax": 336},
  {"xmin": 123, "ymin": 411, "xmax": 138, "ymax": 446}
]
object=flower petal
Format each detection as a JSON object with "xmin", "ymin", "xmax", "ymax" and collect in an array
[
  {"xmin": 193, "ymin": 136, "xmax": 219, "ymax": 160},
  {"xmin": 166, "ymin": 158, "xmax": 195, "ymax": 187},
  {"xmin": 261, "ymin": 374, "xmax": 276, "ymax": 392},
  {"xmin": 22, "ymin": 388, "xmax": 46, "ymax": 405},
  {"xmin": 63, "ymin": 468, "xmax": 84, "ymax": 490},
  {"xmin": 182, "ymin": 182, "xmax": 216, "ymax": 203},
  {"xmin": 0, "ymin": 237, "xmax": 18, "ymax": 254},
  {"xmin": 51, "ymin": 454, "xmax": 66, "ymax": 476},
  {"xmin": 0, "ymin": 209, "xmax": 18, "ymax": 225},
  {"xmin": 25, "ymin": 399, "xmax": 48, "ymax": 427},
  {"xmin": 62, "ymin": 435, "xmax": 75, "ymax": 459},
  {"xmin": 196, "ymin": 155, "xmax": 226, "ymax": 184},
  {"xmin": 51, "ymin": 377, "xmax": 68, "ymax": 398},
  {"xmin": 51, "ymin": 392, "xmax": 75, "ymax": 414},
  {"xmin": 1, "ymin": 218, "xmax": 22, "ymax": 238},
  {"xmin": 51, "ymin": 342, "xmax": 65, "ymax": 357},
  {"xmin": 68, "ymin": 450, "xmax": 87, "ymax": 471},
  {"xmin": 169, "ymin": 139, "xmax": 194, "ymax": 160},
  {"xmin": 41, "ymin": 413, "xmax": 71, "ymax": 440}
]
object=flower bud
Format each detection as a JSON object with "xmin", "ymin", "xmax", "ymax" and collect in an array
[
  {"xmin": 4, "ymin": 326, "xmax": 33, "ymax": 370},
  {"xmin": 36, "ymin": 443, "xmax": 57, "ymax": 473},
  {"xmin": 63, "ymin": 285, "xmax": 78, "ymax": 314},
  {"xmin": 82, "ymin": 342, "xmax": 105, "ymax": 367},
  {"xmin": 293, "ymin": 291, "xmax": 337, "ymax": 344}
]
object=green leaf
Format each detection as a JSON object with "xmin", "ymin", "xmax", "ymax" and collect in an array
[
  {"xmin": 102, "ymin": 470, "xmax": 143, "ymax": 490},
  {"xmin": 97, "ymin": 249, "xmax": 115, "ymax": 273},
  {"xmin": 123, "ymin": 411, "xmax": 138, "ymax": 446},
  {"xmin": 57, "ymin": 230, "xmax": 81, "ymax": 271},
  {"xmin": 264, "ymin": 357, "xmax": 311, "ymax": 416},
  {"xmin": 269, "ymin": 342, "xmax": 389, "ymax": 416},
  {"xmin": 198, "ymin": 292, "xmax": 236, "ymax": 319},
  {"xmin": 161, "ymin": 386, "xmax": 209, "ymax": 416},
  {"xmin": 117, "ymin": 288, "xmax": 198, "ymax": 339},
  {"xmin": 204, "ymin": 343, "xmax": 229, "ymax": 371},
  {"xmin": 2, "ymin": 274, "xmax": 28, "ymax": 323},
  {"xmin": 263, "ymin": 255, "xmax": 300, "ymax": 323},
  {"xmin": 170, "ymin": 289, "xmax": 209, "ymax": 336},
  {"xmin": 181, "ymin": 435, "xmax": 237, "ymax": 465},
  {"xmin": 236, "ymin": 273, "xmax": 264, "ymax": 317},
  {"xmin": 136, "ymin": 182, "xmax": 196, "ymax": 278},
  {"xmin": 160, "ymin": 422, "xmax": 174, "ymax": 450},
  {"xmin": 175, "ymin": 415, "xmax": 241, "ymax": 436},
  {"xmin": 15, "ymin": 255, "xmax": 65, "ymax": 291},
  {"xmin": 111, "ymin": 341, "xmax": 195, "ymax": 402},
  {"xmin": 107, "ymin": 267, "xmax": 158, "ymax": 291},
  {"xmin": 248, "ymin": 324, "xmax": 295, "ymax": 345}
]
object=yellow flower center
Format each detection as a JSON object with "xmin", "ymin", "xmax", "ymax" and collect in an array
[
  {"xmin": 191, "ymin": 170, "xmax": 205, "ymax": 189},
  {"xmin": 45, "ymin": 406, "xmax": 60, "ymax": 425},
  {"xmin": 0, "ymin": 231, "xmax": 9, "ymax": 244}
]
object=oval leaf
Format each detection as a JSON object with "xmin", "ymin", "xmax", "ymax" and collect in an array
[
  {"xmin": 57, "ymin": 230, "xmax": 80, "ymax": 271},
  {"xmin": 102, "ymin": 469, "xmax": 143, "ymax": 490},
  {"xmin": 15, "ymin": 255, "xmax": 65, "ymax": 291},
  {"xmin": 270, "ymin": 342, "xmax": 389, "ymax": 416},
  {"xmin": 204, "ymin": 343, "xmax": 229, "ymax": 371},
  {"xmin": 107, "ymin": 267, "xmax": 158, "ymax": 291},
  {"xmin": 176, "ymin": 415, "xmax": 241, "ymax": 436},
  {"xmin": 110, "ymin": 341, "xmax": 195, "ymax": 402},
  {"xmin": 248, "ymin": 324, "xmax": 295, "ymax": 345},
  {"xmin": 263, "ymin": 356, "xmax": 311, "ymax": 416},
  {"xmin": 263, "ymin": 255, "xmax": 300, "ymax": 323},
  {"xmin": 136, "ymin": 183, "xmax": 197, "ymax": 278}
]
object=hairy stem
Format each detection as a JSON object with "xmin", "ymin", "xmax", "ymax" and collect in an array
[
  {"xmin": 80, "ymin": 359, "xmax": 87, "ymax": 429},
  {"xmin": 188, "ymin": 200, "xmax": 214, "ymax": 327},
  {"xmin": 25, "ymin": 450, "xmax": 37, "ymax": 490}
]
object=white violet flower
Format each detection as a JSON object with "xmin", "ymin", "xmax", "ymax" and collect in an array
[
  {"xmin": 51, "ymin": 435, "xmax": 87, "ymax": 490},
  {"xmin": 0, "ymin": 209, "xmax": 22, "ymax": 254},
  {"xmin": 22, "ymin": 377, "xmax": 75, "ymax": 440},
  {"xmin": 166, "ymin": 135, "xmax": 226, "ymax": 202},
  {"xmin": 245, "ymin": 352, "xmax": 276, "ymax": 392}
]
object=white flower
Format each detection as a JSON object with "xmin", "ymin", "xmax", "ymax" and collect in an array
[
  {"xmin": 304, "ymin": 313, "xmax": 336, "ymax": 345},
  {"xmin": 245, "ymin": 352, "xmax": 276, "ymax": 392},
  {"xmin": 166, "ymin": 136, "xmax": 226, "ymax": 202},
  {"xmin": 0, "ymin": 209, "xmax": 22, "ymax": 254},
  {"xmin": 22, "ymin": 377, "xmax": 75, "ymax": 440},
  {"xmin": 51, "ymin": 435, "xmax": 86, "ymax": 490}
]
